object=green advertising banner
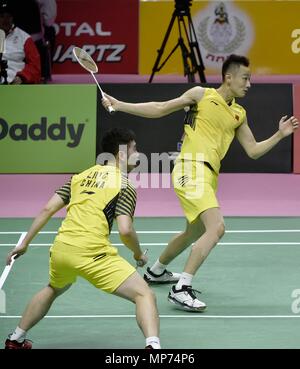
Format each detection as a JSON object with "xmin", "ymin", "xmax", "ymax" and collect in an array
[{"xmin": 0, "ymin": 85, "xmax": 97, "ymax": 173}]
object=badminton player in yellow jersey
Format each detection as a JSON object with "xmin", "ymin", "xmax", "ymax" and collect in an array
[
  {"xmin": 4, "ymin": 128, "xmax": 161, "ymax": 349},
  {"xmin": 102, "ymin": 55, "xmax": 299, "ymax": 312}
]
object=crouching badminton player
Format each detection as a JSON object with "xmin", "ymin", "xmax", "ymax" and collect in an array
[{"xmin": 4, "ymin": 128, "xmax": 161, "ymax": 350}]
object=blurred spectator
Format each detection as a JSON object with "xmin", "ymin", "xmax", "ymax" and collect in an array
[
  {"xmin": 11, "ymin": 0, "xmax": 56, "ymax": 82},
  {"xmin": 37, "ymin": 0, "xmax": 57, "ymax": 63},
  {"xmin": 0, "ymin": 0, "xmax": 41, "ymax": 84}
]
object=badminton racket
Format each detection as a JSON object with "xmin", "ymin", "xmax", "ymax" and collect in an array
[
  {"xmin": 72, "ymin": 47, "xmax": 115, "ymax": 114},
  {"xmin": 0, "ymin": 232, "xmax": 27, "ymax": 290}
]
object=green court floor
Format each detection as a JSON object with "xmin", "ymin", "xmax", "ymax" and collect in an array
[{"xmin": 1, "ymin": 217, "xmax": 300, "ymax": 349}]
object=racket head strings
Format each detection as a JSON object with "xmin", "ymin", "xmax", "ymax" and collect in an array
[{"xmin": 73, "ymin": 47, "xmax": 98, "ymax": 74}]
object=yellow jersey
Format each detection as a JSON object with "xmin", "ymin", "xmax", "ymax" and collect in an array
[
  {"xmin": 178, "ymin": 88, "xmax": 246, "ymax": 174},
  {"xmin": 54, "ymin": 164, "xmax": 136, "ymax": 250}
]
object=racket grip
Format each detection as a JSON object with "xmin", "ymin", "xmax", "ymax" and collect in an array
[
  {"xmin": 108, "ymin": 105, "xmax": 115, "ymax": 114},
  {"xmin": 136, "ymin": 249, "xmax": 148, "ymax": 268}
]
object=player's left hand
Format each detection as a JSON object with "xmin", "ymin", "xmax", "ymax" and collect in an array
[{"xmin": 279, "ymin": 115, "xmax": 299, "ymax": 137}]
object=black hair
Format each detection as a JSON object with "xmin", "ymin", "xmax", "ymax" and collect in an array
[
  {"xmin": 101, "ymin": 127, "xmax": 136, "ymax": 157},
  {"xmin": 221, "ymin": 54, "xmax": 250, "ymax": 81}
]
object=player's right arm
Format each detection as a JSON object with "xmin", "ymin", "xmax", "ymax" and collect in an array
[
  {"xmin": 6, "ymin": 194, "xmax": 66, "ymax": 264},
  {"xmin": 102, "ymin": 86, "xmax": 205, "ymax": 118}
]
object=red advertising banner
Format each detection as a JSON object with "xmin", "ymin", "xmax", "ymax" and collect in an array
[
  {"xmin": 293, "ymin": 85, "xmax": 300, "ymax": 173},
  {"xmin": 53, "ymin": 0, "xmax": 139, "ymax": 74}
]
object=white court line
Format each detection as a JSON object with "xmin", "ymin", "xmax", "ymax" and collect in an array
[
  {"xmin": 0, "ymin": 314, "xmax": 300, "ymax": 319},
  {"xmin": 0, "ymin": 231, "xmax": 57, "ymax": 235},
  {"xmin": 0, "ymin": 232, "xmax": 27, "ymax": 290},
  {"xmin": 1, "ymin": 229, "xmax": 300, "ymax": 235},
  {"xmin": 1, "ymin": 242, "xmax": 300, "ymax": 247},
  {"xmin": 119, "ymin": 230, "xmax": 300, "ymax": 234}
]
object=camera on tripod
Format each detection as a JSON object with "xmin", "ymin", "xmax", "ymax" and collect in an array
[
  {"xmin": 149, "ymin": 0, "xmax": 206, "ymax": 83},
  {"xmin": 175, "ymin": 0, "xmax": 192, "ymax": 12},
  {"xmin": 0, "ymin": 58, "xmax": 8, "ymax": 84}
]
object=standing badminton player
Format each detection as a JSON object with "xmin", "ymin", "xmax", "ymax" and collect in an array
[
  {"xmin": 4, "ymin": 128, "xmax": 161, "ymax": 349},
  {"xmin": 102, "ymin": 55, "xmax": 299, "ymax": 312}
]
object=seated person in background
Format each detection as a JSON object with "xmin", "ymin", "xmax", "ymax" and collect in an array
[
  {"xmin": 0, "ymin": 1, "xmax": 41, "ymax": 84},
  {"xmin": 11, "ymin": 0, "xmax": 54, "ymax": 82}
]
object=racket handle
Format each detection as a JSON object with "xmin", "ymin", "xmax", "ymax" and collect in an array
[
  {"xmin": 91, "ymin": 74, "xmax": 114, "ymax": 114},
  {"xmin": 108, "ymin": 105, "xmax": 115, "ymax": 114},
  {"xmin": 136, "ymin": 260, "xmax": 144, "ymax": 267}
]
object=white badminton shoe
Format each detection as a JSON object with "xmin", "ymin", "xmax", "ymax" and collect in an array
[
  {"xmin": 168, "ymin": 285, "xmax": 207, "ymax": 312},
  {"xmin": 144, "ymin": 267, "xmax": 181, "ymax": 284}
]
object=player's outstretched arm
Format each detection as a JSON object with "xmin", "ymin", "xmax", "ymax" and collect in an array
[
  {"xmin": 6, "ymin": 194, "xmax": 66, "ymax": 265},
  {"xmin": 101, "ymin": 87, "xmax": 205, "ymax": 118},
  {"xmin": 116, "ymin": 214, "xmax": 148, "ymax": 267},
  {"xmin": 236, "ymin": 115, "xmax": 299, "ymax": 160}
]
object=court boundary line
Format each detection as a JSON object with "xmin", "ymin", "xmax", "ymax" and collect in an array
[
  {"xmin": 1, "ymin": 314, "xmax": 300, "ymax": 319},
  {"xmin": 1, "ymin": 229, "xmax": 300, "ymax": 235},
  {"xmin": 1, "ymin": 242, "xmax": 300, "ymax": 247}
]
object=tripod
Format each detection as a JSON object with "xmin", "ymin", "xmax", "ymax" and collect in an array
[{"xmin": 149, "ymin": 0, "xmax": 206, "ymax": 83}]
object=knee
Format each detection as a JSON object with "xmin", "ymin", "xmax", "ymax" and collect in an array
[
  {"xmin": 137, "ymin": 286, "xmax": 157, "ymax": 304},
  {"xmin": 183, "ymin": 227, "xmax": 203, "ymax": 243},
  {"xmin": 48, "ymin": 283, "xmax": 71, "ymax": 298},
  {"xmin": 145, "ymin": 287, "xmax": 157, "ymax": 303},
  {"xmin": 217, "ymin": 222, "xmax": 225, "ymax": 239},
  {"xmin": 207, "ymin": 222, "xmax": 225, "ymax": 243}
]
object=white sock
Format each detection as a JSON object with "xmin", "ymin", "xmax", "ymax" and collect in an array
[
  {"xmin": 176, "ymin": 272, "xmax": 193, "ymax": 290},
  {"xmin": 146, "ymin": 336, "xmax": 161, "ymax": 349},
  {"xmin": 150, "ymin": 259, "xmax": 167, "ymax": 275},
  {"xmin": 9, "ymin": 326, "xmax": 27, "ymax": 342}
]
